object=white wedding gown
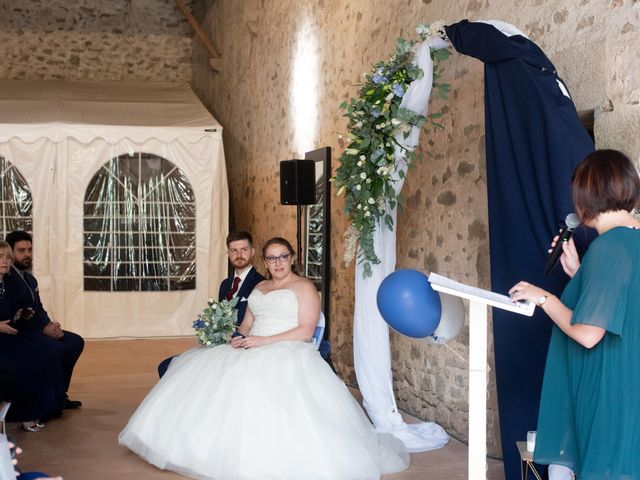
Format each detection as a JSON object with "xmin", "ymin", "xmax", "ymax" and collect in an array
[{"xmin": 119, "ymin": 289, "xmax": 410, "ymax": 480}]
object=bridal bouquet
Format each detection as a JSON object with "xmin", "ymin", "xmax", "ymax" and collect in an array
[{"xmin": 192, "ymin": 296, "xmax": 239, "ymax": 347}]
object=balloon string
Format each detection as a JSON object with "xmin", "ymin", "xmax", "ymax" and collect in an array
[
  {"xmin": 442, "ymin": 342, "xmax": 469, "ymax": 366},
  {"xmin": 439, "ymin": 343, "xmax": 492, "ymax": 376}
]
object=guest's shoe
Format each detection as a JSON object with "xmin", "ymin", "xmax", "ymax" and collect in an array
[
  {"xmin": 64, "ymin": 399, "xmax": 82, "ymax": 409},
  {"xmin": 21, "ymin": 422, "xmax": 44, "ymax": 432}
]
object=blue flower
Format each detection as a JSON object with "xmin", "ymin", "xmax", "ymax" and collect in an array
[
  {"xmin": 372, "ymin": 148, "xmax": 384, "ymax": 162},
  {"xmin": 193, "ymin": 319, "xmax": 205, "ymax": 329},
  {"xmin": 372, "ymin": 74, "xmax": 388, "ymax": 84},
  {"xmin": 371, "ymin": 107, "xmax": 381, "ymax": 118},
  {"xmin": 391, "ymin": 83, "xmax": 405, "ymax": 97}
]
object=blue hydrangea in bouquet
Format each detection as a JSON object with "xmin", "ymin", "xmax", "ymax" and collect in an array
[{"xmin": 192, "ymin": 296, "xmax": 240, "ymax": 347}]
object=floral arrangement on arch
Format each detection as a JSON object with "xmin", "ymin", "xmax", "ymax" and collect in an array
[
  {"xmin": 332, "ymin": 22, "xmax": 450, "ymax": 277},
  {"xmin": 192, "ymin": 296, "xmax": 239, "ymax": 347}
]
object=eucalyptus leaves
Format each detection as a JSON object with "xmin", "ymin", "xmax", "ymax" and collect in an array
[
  {"xmin": 192, "ymin": 296, "xmax": 239, "ymax": 347},
  {"xmin": 333, "ymin": 23, "xmax": 450, "ymax": 277}
]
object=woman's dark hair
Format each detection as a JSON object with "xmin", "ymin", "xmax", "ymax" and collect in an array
[
  {"xmin": 572, "ymin": 149, "xmax": 640, "ymax": 222},
  {"xmin": 262, "ymin": 237, "xmax": 297, "ymax": 277},
  {"xmin": 226, "ymin": 230, "xmax": 253, "ymax": 248}
]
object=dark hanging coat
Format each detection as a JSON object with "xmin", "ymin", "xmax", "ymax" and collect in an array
[{"xmin": 444, "ymin": 19, "xmax": 594, "ymax": 480}]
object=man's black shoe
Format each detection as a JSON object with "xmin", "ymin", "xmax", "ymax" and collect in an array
[{"xmin": 64, "ymin": 399, "xmax": 82, "ymax": 409}]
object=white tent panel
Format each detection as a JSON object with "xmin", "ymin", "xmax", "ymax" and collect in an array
[{"xmin": 0, "ymin": 80, "xmax": 228, "ymax": 338}]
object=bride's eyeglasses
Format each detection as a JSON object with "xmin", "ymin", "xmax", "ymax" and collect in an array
[{"xmin": 265, "ymin": 253, "xmax": 292, "ymax": 264}]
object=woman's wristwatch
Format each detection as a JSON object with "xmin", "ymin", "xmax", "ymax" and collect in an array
[{"xmin": 537, "ymin": 295, "xmax": 548, "ymax": 307}]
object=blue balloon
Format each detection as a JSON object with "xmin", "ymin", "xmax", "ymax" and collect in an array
[{"xmin": 376, "ymin": 269, "xmax": 442, "ymax": 338}]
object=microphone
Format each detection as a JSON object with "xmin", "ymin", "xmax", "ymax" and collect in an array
[{"xmin": 544, "ymin": 213, "xmax": 580, "ymax": 275}]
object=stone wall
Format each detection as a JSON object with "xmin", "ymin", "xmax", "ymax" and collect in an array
[
  {"xmin": 192, "ymin": 0, "xmax": 640, "ymax": 455},
  {"xmin": 0, "ymin": 0, "xmax": 195, "ymax": 82}
]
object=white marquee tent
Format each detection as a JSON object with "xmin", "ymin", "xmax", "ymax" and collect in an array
[{"xmin": 0, "ymin": 80, "xmax": 228, "ymax": 338}]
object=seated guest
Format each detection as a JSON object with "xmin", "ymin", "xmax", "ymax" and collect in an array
[
  {"xmin": 5, "ymin": 231, "xmax": 84, "ymax": 410},
  {"xmin": 0, "ymin": 242, "xmax": 66, "ymax": 431},
  {"xmin": 157, "ymin": 230, "xmax": 265, "ymax": 377}
]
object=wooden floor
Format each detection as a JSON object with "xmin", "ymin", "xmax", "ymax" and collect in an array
[{"xmin": 12, "ymin": 338, "xmax": 505, "ymax": 480}]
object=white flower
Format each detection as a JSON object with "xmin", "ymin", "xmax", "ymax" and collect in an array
[
  {"xmin": 346, "ymin": 148, "xmax": 359, "ymax": 155},
  {"xmin": 359, "ymin": 155, "xmax": 366, "ymax": 161},
  {"xmin": 356, "ymin": 160, "xmax": 364, "ymax": 167},
  {"xmin": 366, "ymin": 178, "xmax": 372, "ymax": 183},
  {"xmin": 385, "ymin": 92, "xmax": 394, "ymax": 101},
  {"xmin": 355, "ymin": 121, "xmax": 363, "ymax": 128},
  {"xmin": 391, "ymin": 118, "xmax": 401, "ymax": 126},
  {"xmin": 364, "ymin": 205, "xmax": 369, "ymax": 211},
  {"xmin": 360, "ymin": 172, "xmax": 367, "ymax": 179},
  {"xmin": 343, "ymin": 224, "xmax": 359, "ymax": 264},
  {"xmin": 367, "ymin": 197, "xmax": 375, "ymax": 204},
  {"xmin": 364, "ymin": 211, "xmax": 371, "ymax": 217},
  {"xmin": 355, "ymin": 184, "xmax": 361, "ymax": 191},
  {"xmin": 357, "ymin": 204, "xmax": 362, "ymax": 210}
]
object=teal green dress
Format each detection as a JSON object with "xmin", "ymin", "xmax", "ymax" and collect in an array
[{"xmin": 534, "ymin": 227, "xmax": 640, "ymax": 479}]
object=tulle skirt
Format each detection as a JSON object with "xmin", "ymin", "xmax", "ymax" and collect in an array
[{"xmin": 119, "ymin": 341, "xmax": 409, "ymax": 480}]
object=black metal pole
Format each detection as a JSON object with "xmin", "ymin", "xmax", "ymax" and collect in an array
[{"xmin": 296, "ymin": 204, "xmax": 302, "ymax": 267}]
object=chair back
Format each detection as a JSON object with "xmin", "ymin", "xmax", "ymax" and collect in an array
[
  {"xmin": 0, "ymin": 402, "xmax": 10, "ymax": 435},
  {"xmin": 311, "ymin": 312, "xmax": 325, "ymax": 349}
]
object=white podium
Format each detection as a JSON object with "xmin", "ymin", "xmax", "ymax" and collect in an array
[{"xmin": 428, "ymin": 273, "xmax": 535, "ymax": 480}]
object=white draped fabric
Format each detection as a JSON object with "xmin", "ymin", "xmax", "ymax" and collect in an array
[{"xmin": 353, "ymin": 36, "xmax": 451, "ymax": 452}]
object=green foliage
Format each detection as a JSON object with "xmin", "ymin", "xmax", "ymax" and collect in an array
[
  {"xmin": 192, "ymin": 296, "xmax": 240, "ymax": 347},
  {"xmin": 333, "ymin": 24, "xmax": 451, "ymax": 277}
]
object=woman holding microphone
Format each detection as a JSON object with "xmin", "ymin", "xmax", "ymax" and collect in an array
[{"xmin": 509, "ymin": 149, "xmax": 640, "ymax": 480}]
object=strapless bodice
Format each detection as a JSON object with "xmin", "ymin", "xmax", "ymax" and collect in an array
[{"xmin": 247, "ymin": 289, "xmax": 298, "ymax": 336}]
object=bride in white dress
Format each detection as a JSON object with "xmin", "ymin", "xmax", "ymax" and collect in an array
[{"xmin": 119, "ymin": 237, "xmax": 409, "ymax": 480}]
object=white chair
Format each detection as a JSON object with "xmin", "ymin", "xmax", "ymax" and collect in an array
[
  {"xmin": 0, "ymin": 402, "xmax": 10, "ymax": 435},
  {"xmin": 311, "ymin": 312, "xmax": 325, "ymax": 349}
]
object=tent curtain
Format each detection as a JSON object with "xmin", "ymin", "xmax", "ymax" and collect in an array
[{"xmin": 0, "ymin": 134, "xmax": 228, "ymax": 339}]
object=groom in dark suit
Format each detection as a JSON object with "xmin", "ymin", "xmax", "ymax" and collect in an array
[{"xmin": 157, "ymin": 230, "xmax": 265, "ymax": 377}]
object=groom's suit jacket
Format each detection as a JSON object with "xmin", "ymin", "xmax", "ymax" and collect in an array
[{"xmin": 218, "ymin": 267, "xmax": 265, "ymax": 325}]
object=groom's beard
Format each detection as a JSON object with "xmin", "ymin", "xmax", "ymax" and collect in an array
[{"xmin": 231, "ymin": 257, "xmax": 250, "ymax": 270}]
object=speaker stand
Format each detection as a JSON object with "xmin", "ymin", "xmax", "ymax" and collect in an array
[{"xmin": 296, "ymin": 204, "xmax": 303, "ymax": 265}]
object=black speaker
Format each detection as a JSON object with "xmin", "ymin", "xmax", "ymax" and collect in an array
[{"xmin": 280, "ymin": 160, "xmax": 316, "ymax": 205}]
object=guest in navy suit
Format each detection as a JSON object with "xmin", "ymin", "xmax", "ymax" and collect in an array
[
  {"xmin": 0, "ymin": 241, "xmax": 66, "ymax": 432},
  {"xmin": 157, "ymin": 230, "xmax": 265, "ymax": 377},
  {"xmin": 5, "ymin": 231, "xmax": 85, "ymax": 411}
]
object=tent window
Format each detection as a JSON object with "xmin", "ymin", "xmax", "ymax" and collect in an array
[
  {"xmin": 83, "ymin": 152, "xmax": 196, "ymax": 292},
  {"xmin": 0, "ymin": 156, "xmax": 33, "ymax": 237}
]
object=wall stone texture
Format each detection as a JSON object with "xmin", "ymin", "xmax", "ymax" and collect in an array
[
  {"xmin": 192, "ymin": 0, "xmax": 640, "ymax": 456},
  {"xmin": 0, "ymin": 0, "xmax": 195, "ymax": 82},
  {"xmin": 1, "ymin": 0, "xmax": 637, "ymax": 459}
]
